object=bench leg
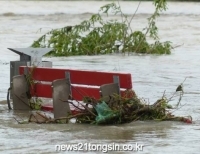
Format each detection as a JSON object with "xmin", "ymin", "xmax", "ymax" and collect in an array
[
  {"xmin": 100, "ymin": 83, "xmax": 120, "ymax": 102},
  {"xmin": 52, "ymin": 79, "xmax": 71, "ymax": 119},
  {"xmin": 100, "ymin": 75, "xmax": 120, "ymax": 102},
  {"xmin": 12, "ymin": 75, "xmax": 30, "ymax": 110}
]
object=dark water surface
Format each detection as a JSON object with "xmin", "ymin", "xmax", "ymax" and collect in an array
[{"xmin": 0, "ymin": 1, "xmax": 200, "ymax": 154}]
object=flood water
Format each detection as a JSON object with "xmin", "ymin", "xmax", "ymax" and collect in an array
[{"xmin": 0, "ymin": 1, "xmax": 200, "ymax": 154}]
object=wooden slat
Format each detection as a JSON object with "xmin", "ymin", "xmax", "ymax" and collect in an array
[
  {"xmin": 32, "ymin": 83, "xmax": 100, "ymax": 100},
  {"xmin": 19, "ymin": 66, "xmax": 132, "ymax": 89},
  {"xmin": 30, "ymin": 83, "xmax": 131, "ymax": 101},
  {"xmin": 33, "ymin": 83, "xmax": 52, "ymax": 98}
]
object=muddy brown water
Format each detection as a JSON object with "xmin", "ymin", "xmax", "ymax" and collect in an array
[{"xmin": 0, "ymin": 1, "xmax": 200, "ymax": 154}]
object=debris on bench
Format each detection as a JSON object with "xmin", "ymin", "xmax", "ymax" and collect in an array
[
  {"xmin": 67, "ymin": 90, "xmax": 192, "ymax": 124},
  {"xmin": 26, "ymin": 88, "xmax": 192, "ymax": 125}
]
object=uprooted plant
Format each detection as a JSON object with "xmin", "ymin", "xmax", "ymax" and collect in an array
[
  {"xmin": 24, "ymin": 66, "xmax": 42, "ymax": 110},
  {"xmin": 31, "ymin": 0, "xmax": 172, "ymax": 56}
]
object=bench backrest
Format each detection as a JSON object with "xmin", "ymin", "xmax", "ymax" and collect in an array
[{"xmin": 19, "ymin": 66, "xmax": 133, "ymax": 100}]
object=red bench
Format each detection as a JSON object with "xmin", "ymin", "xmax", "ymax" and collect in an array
[{"xmin": 14, "ymin": 66, "xmax": 133, "ymax": 118}]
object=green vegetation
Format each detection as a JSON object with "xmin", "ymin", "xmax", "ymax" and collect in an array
[
  {"xmin": 31, "ymin": 0, "xmax": 172, "ymax": 56},
  {"xmin": 24, "ymin": 66, "xmax": 42, "ymax": 110}
]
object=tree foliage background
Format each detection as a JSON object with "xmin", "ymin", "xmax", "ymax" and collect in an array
[{"xmin": 32, "ymin": 0, "xmax": 172, "ymax": 56}]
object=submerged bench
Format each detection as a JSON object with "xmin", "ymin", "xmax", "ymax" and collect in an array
[{"xmin": 12, "ymin": 66, "xmax": 133, "ymax": 118}]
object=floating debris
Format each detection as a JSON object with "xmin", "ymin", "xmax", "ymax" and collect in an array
[{"xmin": 26, "ymin": 89, "xmax": 192, "ymax": 125}]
